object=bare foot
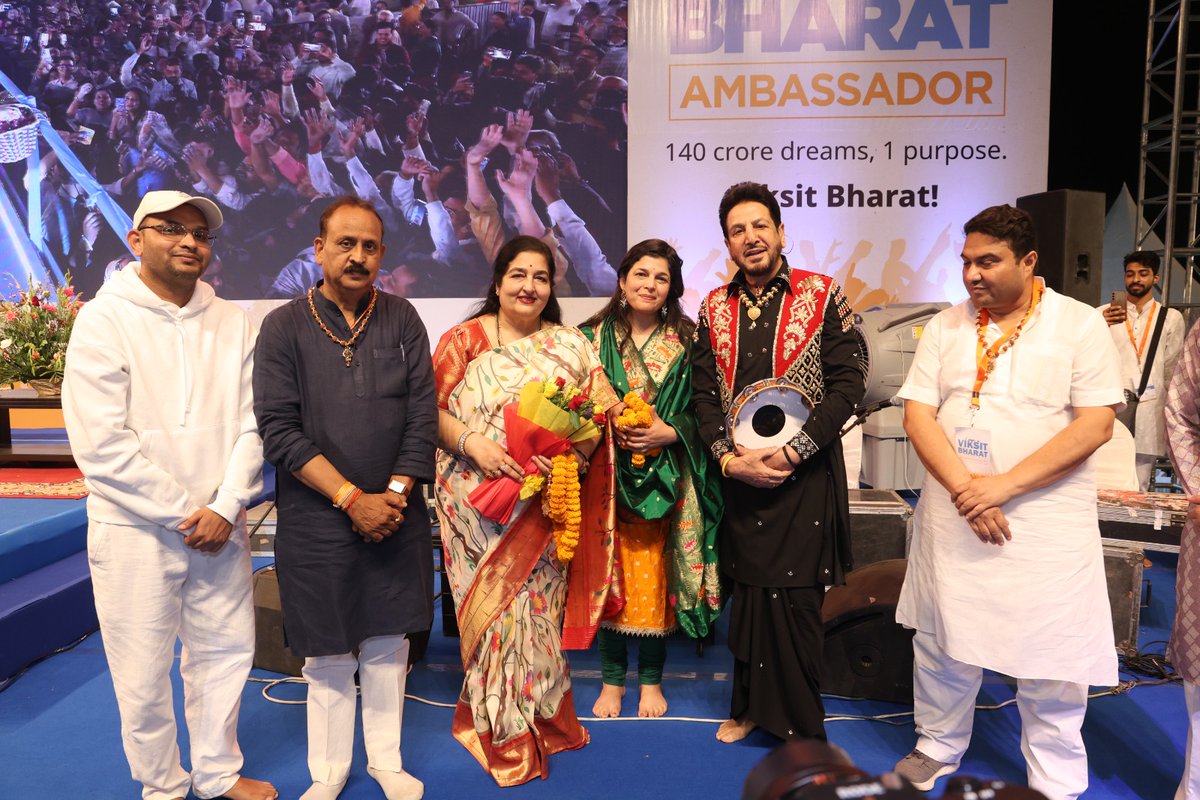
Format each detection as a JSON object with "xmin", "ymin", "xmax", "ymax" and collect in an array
[
  {"xmin": 637, "ymin": 683, "xmax": 668, "ymax": 717},
  {"xmin": 592, "ymin": 683, "xmax": 625, "ymax": 717},
  {"xmin": 716, "ymin": 717, "xmax": 756, "ymax": 743},
  {"xmin": 222, "ymin": 776, "xmax": 279, "ymax": 800}
]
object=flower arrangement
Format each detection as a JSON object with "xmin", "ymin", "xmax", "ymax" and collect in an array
[
  {"xmin": 544, "ymin": 452, "xmax": 582, "ymax": 561},
  {"xmin": 615, "ymin": 391, "xmax": 660, "ymax": 468},
  {"xmin": 0, "ymin": 278, "xmax": 83, "ymax": 391},
  {"xmin": 532, "ymin": 377, "xmax": 606, "ymax": 561},
  {"xmin": 468, "ymin": 376, "xmax": 605, "ymax": 563},
  {"xmin": 0, "ymin": 103, "xmax": 36, "ymax": 135}
]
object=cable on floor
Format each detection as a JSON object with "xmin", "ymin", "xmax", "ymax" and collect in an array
[{"xmin": 0, "ymin": 629, "xmax": 97, "ymax": 694}]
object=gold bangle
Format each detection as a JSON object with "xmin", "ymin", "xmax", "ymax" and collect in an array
[{"xmin": 720, "ymin": 453, "xmax": 735, "ymax": 477}]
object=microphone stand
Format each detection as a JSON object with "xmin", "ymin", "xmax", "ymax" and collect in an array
[{"xmin": 840, "ymin": 399, "xmax": 896, "ymax": 438}]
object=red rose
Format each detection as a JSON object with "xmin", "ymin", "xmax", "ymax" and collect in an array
[
  {"xmin": 568, "ymin": 396, "xmax": 584, "ymax": 411},
  {"xmin": 555, "ymin": 376, "xmax": 566, "ymax": 387},
  {"xmin": 593, "ymin": 412, "xmax": 606, "ymax": 426}
]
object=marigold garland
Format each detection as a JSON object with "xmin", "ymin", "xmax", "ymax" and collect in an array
[
  {"xmin": 615, "ymin": 391, "xmax": 660, "ymax": 468},
  {"xmin": 544, "ymin": 453, "xmax": 582, "ymax": 562}
]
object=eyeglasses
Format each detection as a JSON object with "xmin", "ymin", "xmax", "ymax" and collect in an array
[{"xmin": 137, "ymin": 223, "xmax": 217, "ymax": 244}]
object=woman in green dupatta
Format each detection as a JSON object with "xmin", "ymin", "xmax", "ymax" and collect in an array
[{"xmin": 579, "ymin": 239, "xmax": 724, "ymax": 718}]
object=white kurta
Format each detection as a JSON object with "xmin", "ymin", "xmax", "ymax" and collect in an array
[
  {"xmin": 1097, "ymin": 299, "xmax": 1184, "ymax": 456},
  {"xmin": 897, "ymin": 284, "xmax": 1122, "ymax": 687}
]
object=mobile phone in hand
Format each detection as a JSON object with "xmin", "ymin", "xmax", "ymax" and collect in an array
[
  {"xmin": 76, "ymin": 126, "xmax": 95, "ymax": 146},
  {"xmin": 1111, "ymin": 290, "xmax": 1127, "ymax": 308}
]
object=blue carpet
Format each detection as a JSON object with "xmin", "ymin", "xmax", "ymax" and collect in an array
[{"xmin": 0, "ymin": 553, "xmax": 1186, "ymax": 798}]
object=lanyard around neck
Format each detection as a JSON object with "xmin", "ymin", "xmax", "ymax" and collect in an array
[
  {"xmin": 971, "ymin": 282, "xmax": 1044, "ymax": 411},
  {"xmin": 1125, "ymin": 300, "xmax": 1157, "ymax": 363}
]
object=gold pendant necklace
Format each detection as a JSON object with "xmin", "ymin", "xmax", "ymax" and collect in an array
[
  {"xmin": 740, "ymin": 284, "xmax": 779, "ymax": 328},
  {"xmin": 307, "ymin": 287, "xmax": 378, "ymax": 367}
]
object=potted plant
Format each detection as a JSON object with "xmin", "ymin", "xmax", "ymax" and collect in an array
[{"xmin": 0, "ymin": 278, "xmax": 83, "ymax": 397}]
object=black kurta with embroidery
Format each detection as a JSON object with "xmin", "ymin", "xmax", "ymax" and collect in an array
[
  {"xmin": 692, "ymin": 261, "xmax": 862, "ymax": 589},
  {"xmin": 253, "ymin": 283, "xmax": 438, "ymax": 656},
  {"xmin": 692, "ymin": 260, "xmax": 863, "ymax": 740}
]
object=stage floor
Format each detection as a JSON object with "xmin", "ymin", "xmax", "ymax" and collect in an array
[{"xmin": 0, "ymin": 548, "xmax": 1188, "ymax": 799}]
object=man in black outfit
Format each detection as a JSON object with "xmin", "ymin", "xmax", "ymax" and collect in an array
[{"xmin": 692, "ymin": 181, "xmax": 863, "ymax": 743}]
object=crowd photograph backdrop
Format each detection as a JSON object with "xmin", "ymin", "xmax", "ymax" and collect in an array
[{"xmin": 0, "ymin": 0, "xmax": 1147, "ymax": 330}]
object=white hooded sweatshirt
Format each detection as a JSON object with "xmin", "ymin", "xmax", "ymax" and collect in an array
[{"xmin": 63, "ymin": 264, "xmax": 263, "ymax": 529}]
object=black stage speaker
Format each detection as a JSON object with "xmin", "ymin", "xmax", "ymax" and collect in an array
[
  {"xmin": 252, "ymin": 565, "xmax": 306, "ymax": 677},
  {"xmin": 822, "ymin": 559, "xmax": 914, "ymax": 704},
  {"xmin": 1016, "ymin": 189, "xmax": 1105, "ymax": 307}
]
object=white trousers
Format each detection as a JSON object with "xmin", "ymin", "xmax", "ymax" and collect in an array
[
  {"xmin": 88, "ymin": 520, "xmax": 255, "ymax": 800},
  {"xmin": 1176, "ymin": 680, "xmax": 1200, "ymax": 799},
  {"xmin": 302, "ymin": 635, "xmax": 411, "ymax": 785},
  {"xmin": 911, "ymin": 630, "xmax": 1090, "ymax": 800}
]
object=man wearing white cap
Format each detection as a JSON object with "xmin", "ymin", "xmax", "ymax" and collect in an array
[{"xmin": 63, "ymin": 191, "xmax": 277, "ymax": 800}]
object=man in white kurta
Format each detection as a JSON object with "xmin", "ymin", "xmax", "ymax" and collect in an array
[
  {"xmin": 1099, "ymin": 250, "xmax": 1184, "ymax": 489},
  {"xmin": 63, "ymin": 191, "xmax": 276, "ymax": 800},
  {"xmin": 893, "ymin": 205, "xmax": 1122, "ymax": 799}
]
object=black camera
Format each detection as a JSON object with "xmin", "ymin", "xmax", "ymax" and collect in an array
[{"xmin": 742, "ymin": 741, "xmax": 1049, "ymax": 800}]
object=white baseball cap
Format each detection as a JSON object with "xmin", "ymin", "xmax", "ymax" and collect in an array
[{"xmin": 132, "ymin": 190, "xmax": 224, "ymax": 231}]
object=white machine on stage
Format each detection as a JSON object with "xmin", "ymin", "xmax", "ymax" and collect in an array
[{"xmin": 850, "ymin": 302, "xmax": 949, "ymax": 491}]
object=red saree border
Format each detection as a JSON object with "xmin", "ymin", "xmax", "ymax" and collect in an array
[
  {"xmin": 455, "ymin": 500, "xmax": 552, "ymax": 667},
  {"xmin": 562, "ymin": 430, "xmax": 623, "ymax": 650},
  {"xmin": 452, "ymin": 688, "xmax": 589, "ymax": 787}
]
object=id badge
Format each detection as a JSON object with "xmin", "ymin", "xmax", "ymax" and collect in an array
[{"xmin": 954, "ymin": 427, "xmax": 994, "ymax": 476}]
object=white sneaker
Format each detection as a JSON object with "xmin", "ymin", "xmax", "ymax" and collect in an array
[{"xmin": 893, "ymin": 749, "xmax": 958, "ymax": 791}]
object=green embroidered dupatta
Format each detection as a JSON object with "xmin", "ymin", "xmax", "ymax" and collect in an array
[{"xmin": 581, "ymin": 319, "xmax": 724, "ymax": 638}]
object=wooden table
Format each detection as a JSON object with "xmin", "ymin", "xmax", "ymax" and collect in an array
[{"xmin": 0, "ymin": 396, "xmax": 75, "ymax": 465}]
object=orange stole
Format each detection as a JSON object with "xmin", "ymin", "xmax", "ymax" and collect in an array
[
  {"xmin": 452, "ymin": 687, "xmax": 589, "ymax": 787},
  {"xmin": 562, "ymin": 430, "xmax": 623, "ymax": 649}
]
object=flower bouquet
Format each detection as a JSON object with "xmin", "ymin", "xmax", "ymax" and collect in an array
[
  {"xmin": 468, "ymin": 376, "xmax": 607, "ymax": 562},
  {"xmin": 0, "ymin": 279, "xmax": 83, "ymax": 395},
  {"xmin": 615, "ymin": 391, "xmax": 661, "ymax": 468}
]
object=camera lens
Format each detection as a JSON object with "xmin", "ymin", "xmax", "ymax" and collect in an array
[{"xmin": 741, "ymin": 741, "xmax": 869, "ymax": 800}]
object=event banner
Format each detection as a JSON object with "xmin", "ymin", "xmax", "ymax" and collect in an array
[{"xmin": 630, "ymin": 0, "xmax": 1053, "ymax": 312}]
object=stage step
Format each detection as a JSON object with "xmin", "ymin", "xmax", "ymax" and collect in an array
[{"xmin": 0, "ymin": 551, "xmax": 97, "ymax": 680}]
